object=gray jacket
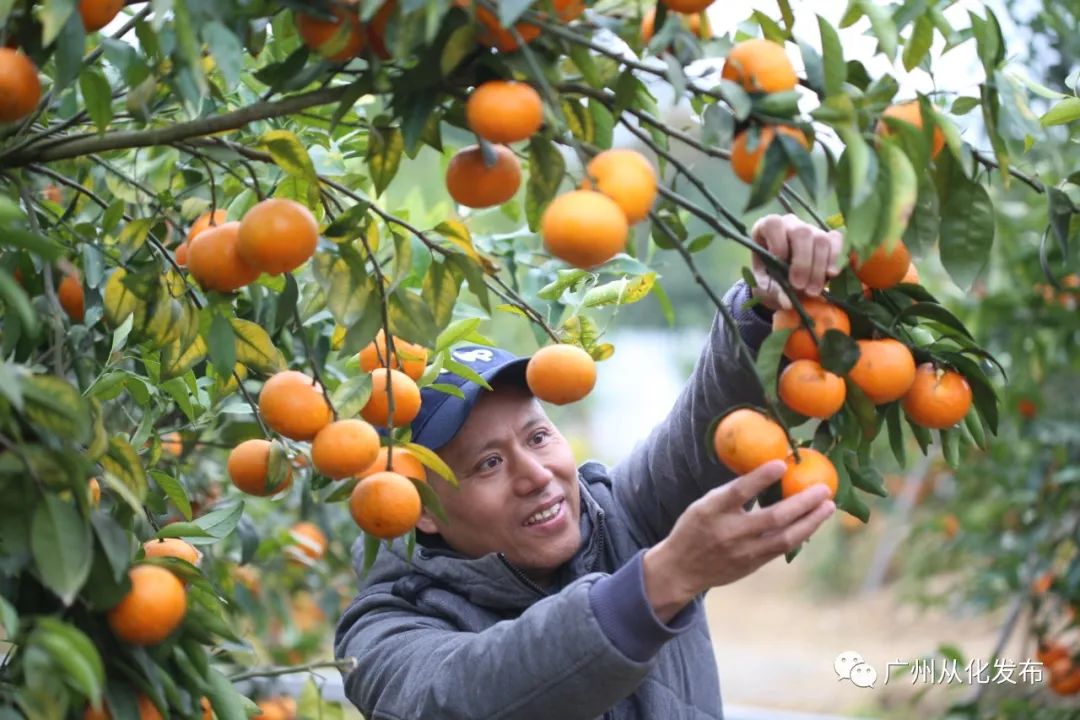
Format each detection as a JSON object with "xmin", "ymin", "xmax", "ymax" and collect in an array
[{"xmin": 335, "ymin": 282, "xmax": 772, "ymax": 720}]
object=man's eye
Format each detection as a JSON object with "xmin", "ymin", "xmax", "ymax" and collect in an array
[
  {"xmin": 530, "ymin": 430, "xmax": 550, "ymax": 445},
  {"xmin": 479, "ymin": 455, "xmax": 501, "ymax": 471}
]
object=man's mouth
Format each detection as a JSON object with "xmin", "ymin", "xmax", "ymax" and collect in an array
[{"xmin": 523, "ymin": 498, "xmax": 564, "ymax": 527}]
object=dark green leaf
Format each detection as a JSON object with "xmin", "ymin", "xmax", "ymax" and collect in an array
[
  {"xmin": 934, "ymin": 153, "xmax": 994, "ymax": 291},
  {"xmin": 902, "ymin": 15, "xmax": 934, "ymax": 71},
  {"xmin": 91, "ymin": 513, "xmax": 132, "ymax": 582},
  {"xmin": 884, "ymin": 402, "xmax": 907, "ymax": 468},
  {"xmin": 819, "ymin": 329, "xmax": 860, "ymax": 375},
  {"xmin": 31, "ymin": 495, "xmax": 91, "ymax": 605},
  {"xmin": 754, "ymin": 329, "xmax": 791, "ymax": 407},
  {"xmin": 150, "ymin": 470, "xmax": 193, "ymax": 521},
  {"xmin": 525, "ymin": 136, "xmax": 566, "ymax": 231},
  {"xmin": 208, "ymin": 313, "xmax": 237, "ymax": 379},
  {"xmin": 817, "ymin": 15, "xmax": 846, "ymax": 96},
  {"xmin": 331, "ymin": 373, "xmax": 373, "ymax": 419},
  {"xmin": 368, "ymin": 126, "xmax": 405, "ymax": 196}
]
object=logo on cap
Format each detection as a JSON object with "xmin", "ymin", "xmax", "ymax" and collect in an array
[{"xmin": 452, "ymin": 348, "xmax": 494, "ymax": 364}]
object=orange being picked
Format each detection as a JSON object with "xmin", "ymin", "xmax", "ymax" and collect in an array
[
  {"xmin": 848, "ymin": 338, "xmax": 916, "ymax": 404},
  {"xmin": 238, "ymin": 198, "xmax": 319, "ymax": 274},
  {"xmin": 466, "ymin": 81, "xmax": 544, "ymax": 144},
  {"xmin": 541, "ymin": 190, "xmax": 629, "ymax": 269},
  {"xmin": 295, "ymin": 6, "xmax": 365, "ymax": 62},
  {"xmin": 288, "ymin": 521, "xmax": 327, "ymax": 562},
  {"xmin": 0, "ymin": 49, "xmax": 41, "ymax": 123},
  {"xmin": 780, "ymin": 448, "xmax": 838, "ymax": 500},
  {"xmin": 901, "ymin": 364, "xmax": 973, "ymax": 429},
  {"xmin": 349, "ymin": 471, "xmax": 422, "ymax": 539},
  {"xmin": 311, "ymin": 419, "xmax": 381, "ymax": 479},
  {"xmin": 359, "ymin": 446, "xmax": 427, "ymax": 482},
  {"xmin": 361, "ymin": 368, "xmax": 422, "ymax": 427},
  {"xmin": 227, "ymin": 439, "xmax": 294, "ymax": 496},
  {"xmin": 730, "ymin": 125, "xmax": 809, "ymax": 185},
  {"xmin": 877, "ymin": 101, "xmax": 945, "ymax": 159},
  {"xmin": 107, "ymin": 565, "xmax": 187, "ymax": 645},
  {"xmin": 142, "ymin": 538, "xmax": 201, "ymax": 566},
  {"xmin": 778, "ymin": 359, "xmax": 846, "ymax": 419},
  {"xmin": 712, "ymin": 408, "xmax": 788, "ymax": 476},
  {"xmin": 582, "ymin": 149, "xmax": 658, "ymax": 224},
  {"xmin": 58, "ymin": 271, "xmax": 85, "ymax": 322},
  {"xmin": 721, "ymin": 37, "xmax": 797, "ymax": 93},
  {"xmin": 186, "ymin": 221, "xmax": 261, "ymax": 293},
  {"xmin": 851, "ymin": 239, "xmax": 911, "ymax": 289},
  {"xmin": 358, "ymin": 330, "xmax": 428, "ymax": 381},
  {"xmin": 187, "ymin": 209, "xmax": 227, "ymax": 244},
  {"xmin": 771, "ymin": 297, "xmax": 850, "ymax": 362},
  {"xmin": 526, "ymin": 344, "xmax": 597, "ymax": 405},
  {"xmin": 446, "ymin": 145, "xmax": 521, "ymax": 208},
  {"xmin": 258, "ymin": 371, "xmax": 333, "ymax": 441}
]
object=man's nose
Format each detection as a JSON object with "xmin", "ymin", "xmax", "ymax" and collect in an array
[{"xmin": 512, "ymin": 450, "xmax": 554, "ymax": 495}]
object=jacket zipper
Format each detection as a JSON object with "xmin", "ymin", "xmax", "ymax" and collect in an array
[
  {"xmin": 497, "ymin": 553, "xmax": 547, "ymax": 597},
  {"xmin": 592, "ymin": 509, "xmax": 606, "ymax": 571}
]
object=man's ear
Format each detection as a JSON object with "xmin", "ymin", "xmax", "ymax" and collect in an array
[{"xmin": 416, "ymin": 507, "xmax": 439, "ymax": 535}]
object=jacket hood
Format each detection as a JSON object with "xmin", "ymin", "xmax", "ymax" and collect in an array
[{"xmin": 349, "ymin": 472, "xmax": 609, "ymax": 611}]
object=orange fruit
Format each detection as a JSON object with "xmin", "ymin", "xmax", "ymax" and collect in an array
[
  {"xmin": 641, "ymin": 7, "xmax": 707, "ymax": 43},
  {"xmin": 526, "ymin": 344, "xmax": 597, "ymax": 405},
  {"xmin": 713, "ymin": 408, "xmax": 789, "ymax": 476},
  {"xmin": 83, "ymin": 705, "xmax": 109, "ymax": 720},
  {"xmin": 778, "ymin": 359, "xmax": 846, "ymax": 419},
  {"xmin": 186, "ymin": 221, "xmax": 261, "ymax": 293},
  {"xmin": 160, "ymin": 431, "xmax": 183, "ymax": 457},
  {"xmin": 901, "ymin": 364, "xmax": 973, "ymax": 429},
  {"xmin": 288, "ymin": 521, "xmax": 327, "ymax": 562},
  {"xmin": 358, "ymin": 330, "xmax": 428, "ymax": 381},
  {"xmin": 851, "ymin": 239, "xmax": 911, "ymax": 289},
  {"xmin": 142, "ymin": 538, "xmax": 201, "ymax": 566},
  {"xmin": 721, "ymin": 37, "xmax": 797, "ymax": 93},
  {"xmin": 187, "ymin": 209, "xmax": 228, "ymax": 244},
  {"xmin": 258, "ymin": 370, "xmax": 334, "ymax": 441},
  {"xmin": 106, "ymin": 565, "xmax": 187, "ymax": 645},
  {"xmin": 771, "ymin": 297, "xmax": 850, "ymax": 362},
  {"xmin": 1037, "ymin": 642, "xmax": 1069, "ymax": 668},
  {"xmin": 58, "ymin": 271, "xmax": 85, "ymax": 322},
  {"xmin": 582, "ymin": 149, "xmax": 658, "ymax": 224},
  {"xmin": 848, "ymin": 338, "xmax": 917, "ymax": 404},
  {"xmin": 227, "ymin": 439, "xmax": 293, "ymax": 496},
  {"xmin": 877, "ymin": 101, "xmax": 945, "ymax": 159},
  {"xmin": 254, "ymin": 697, "xmax": 297, "ymax": 720},
  {"xmin": 295, "ymin": 6, "xmax": 365, "ymax": 62},
  {"xmin": 780, "ymin": 448, "xmax": 838, "ymax": 500},
  {"xmin": 201, "ymin": 697, "xmax": 212, "ymax": 720},
  {"xmin": 175, "ymin": 241, "xmax": 189, "ymax": 266},
  {"xmin": 237, "ymin": 198, "xmax": 319, "ymax": 274},
  {"xmin": 541, "ymin": 190, "xmax": 629, "ymax": 269},
  {"xmin": 361, "ymin": 368, "xmax": 422, "ymax": 427},
  {"xmin": 88, "ymin": 477, "xmax": 101, "ymax": 507},
  {"xmin": 83, "ymin": 695, "xmax": 163, "ymax": 720},
  {"xmin": 366, "ymin": 1, "xmax": 396, "ymax": 60},
  {"xmin": 456, "ymin": 0, "xmax": 582, "ymax": 52},
  {"xmin": 349, "ymin": 471, "xmax": 422, "ymax": 539},
  {"xmin": 0, "ymin": 48, "xmax": 41, "ymax": 123},
  {"xmin": 466, "ymin": 81, "xmax": 544, "ymax": 144},
  {"xmin": 941, "ymin": 513, "xmax": 959, "ymax": 539},
  {"xmin": 79, "ymin": 0, "xmax": 124, "ymax": 32},
  {"xmin": 359, "ymin": 446, "xmax": 427, "ymax": 482},
  {"xmin": 1050, "ymin": 663, "xmax": 1080, "ymax": 695},
  {"xmin": 730, "ymin": 125, "xmax": 809, "ymax": 184},
  {"xmin": 1032, "ymin": 571, "xmax": 1055, "ymax": 595},
  {"xmin": 42, "ymin": 184, "xmax": 63, "ymax": 204},
  {"xmin": 901, "ymin": 262, "xmax": 919, "ymax": 284},
  {"xmin": 445, "ymin": 144, "xmax": 521, "ymax": 208},
  {"xmin": 311, "ymin": 419, "xmax": 381, "ymax": 479}
]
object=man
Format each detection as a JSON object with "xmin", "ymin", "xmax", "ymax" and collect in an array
[{"xmin": 335, "ymin": 214, "xmax": 843, "ymax": 719}]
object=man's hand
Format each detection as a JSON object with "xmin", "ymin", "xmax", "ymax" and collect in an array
[
  {"xmin": 750, "ymin": 214, "xmax": 844, "ymax": 311},
  {"xmin": 641, "ymin": 461, "xmax": 835, "ymax": 622}
]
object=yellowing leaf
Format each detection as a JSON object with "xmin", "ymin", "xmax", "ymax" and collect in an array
[{"xmin": 230, "ymin": 319, "xmax": 286, "ymax": 374}]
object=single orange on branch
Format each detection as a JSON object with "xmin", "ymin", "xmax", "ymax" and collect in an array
[
  {"xmin": 349, "ymin": 471, "xmax": 422, "ymax": 539},
  {"xmin": 850, "ymin": 239, "xmax": 911, "ymax": 290},
  {"xmin": 142, "ymin": 538, "xmax": 201, "ymax": 566},
  {"xmin": 526, "ymin": 344, "xmax": 597, "ymax": 405},
  {"xmin": 107, "ymin": 565, "xmax": 187, "ymax": 646},
  {"xmin": 582, "ymin": 149, "xmax": 658, "ymax": 224},
  {"xmin": 311, "ymin": 419, "xmax": 382, "ymax": 479},
  {"xmin": 295, "ymin": 6, "xmax": 365, "ymax": 62},
  {"xmin": 187, "ymin": 209, "xmax": 228, "ymax": 244},
  {"xmin": 238, "ymin": 198, "xmax": 319, "ymax": 275},
  {"xmin": 358, "ymin": 330, "xmax": 428, "ymax": 381},
  {"xmin": 713, "ymin": 408, "xmax": 789, "ymax": 476},
  {"xmin": 446, "ymin": 144, "xmax": 521, "ymax": 209},
  {"xmin": 847, "ymin": 338, "xmax": 916, "ymax": 405},
  {"xmin": 780, "ymin": 448, "xmax": 838, "ymax": 500},
  {"xmin": 361, "ymin": 368, "xmax": 422, "ymax": 427},
  {"xmin": 288, "ymin": 521, "xmax": 328, "ymax": 562},
  {"xmin": 58, "ymin": 271, "xmax": 85, "ymax": 322},
  {"xmin": 78, "ymin": 0, "xmax": 124, "ymax": 32},
  {"xmin": 721, "ymin": 37, "xmax": 797, "ymax": 93},
  {"xmin": 0, "ymin": 48, "xmax": 42, "ymax": 124},
  {"xmin": 186, "ymin": 221, "xmax": 261, "ymax": 293},
  {"xmin": 877, "ymin": 101, "xmax": 945, "ymax": 159},
  {"xmin": 778, "ymin": 359, "xmax": 846, "ymax": 419},
  {"xmin": 730, "ymin": 125, "xmax": 810, "ymax": 185},
  {"xmin": 771, "ymin": 297, "xmax": 850, "ymax": 362},
  {"xmin": 901, "ymin": 363, "xmax": 973, "ymax": 429},
  {"xmin": 258, "ymin": 370, "xmax": 333, "ymax": 441},
  {"xmin": 541, "ymin": 189, "xmax": 629, "ymax": 269},
  {"xmin": 227, "ymin": 438, "xmax": 293, "ymax": 496},
  {"xmin": 466, "ymin": 80, "xmax": 544, "ymax": 144}
]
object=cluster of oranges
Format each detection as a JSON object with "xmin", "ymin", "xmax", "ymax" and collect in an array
[
  {"xmin": 712, "ymin": 239, "xmax": 975, "ymax": 502},
  {"xmin": 179, "ymin": 198, "xmax": 320, "ymax": 293},
  {"xmin": 294, "ymin": 1, "xmax": 395, "ymax": 63}
]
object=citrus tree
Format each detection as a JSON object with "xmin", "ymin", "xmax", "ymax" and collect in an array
[{"xmin": 0, "ymin": 0, "xmax": 1074, "ymax": 718}]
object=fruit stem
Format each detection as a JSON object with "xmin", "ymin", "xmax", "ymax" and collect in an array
[{"xmin": 292, "ymin": 304, "xmax": 338, "ymax": 422}]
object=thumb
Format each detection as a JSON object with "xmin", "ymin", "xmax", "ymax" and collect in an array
[{"xmin": 711, "ymin": 459, "xmax": 787, "ymax": 512}]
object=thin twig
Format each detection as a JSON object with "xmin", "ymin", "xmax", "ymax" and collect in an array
[{"xmin": 228, "ymin": 657, "xmax": 358, "ymax": 682}]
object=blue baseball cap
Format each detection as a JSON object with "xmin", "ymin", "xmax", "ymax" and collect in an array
[{"xmin": 410, "ymin": 345, "xmax": 531, "ymax": 450}]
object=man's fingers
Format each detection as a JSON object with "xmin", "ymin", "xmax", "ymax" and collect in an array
[
  {"xmin": 710, "ymin": 460, "xmax": 788, "ymax": 512},
  {"xmin": 751, "ymin": 214, "xmax": 792, "ymax": 263},
  {"xmin": 825, "ymin": 230, "xmax": 844, "ymax": 277},
  {"xmin": 745, "ymin": 499, "xmax": 836, "ymax": 560},
  {"xmin": 804, "ymin": 231, "xmax": 834, "ymax": 296},
  {"xmin": 787, "ymin": 222, "xmax": 815, "ymax": 292},
  {"xmin": 737, "ymin": 483, "xmax": 833, "ymax": 537}
]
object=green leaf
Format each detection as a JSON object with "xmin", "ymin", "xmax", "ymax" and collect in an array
[
  {"xmin": 891, "ymin": 302, "xmax": 975, "ymax": 341},
  {"xmin": 525, "ymin": 136, "xmax": 566, "ymax": 231},
  {"xmin": 260, "ymin": 129, "xmax": 319, "ymax": 205},
  {"xmin": 208, "ymin": 313, "xmax": 237, "ymax": 379},
  {"xmin": 204, "ymin": 666, "xmax": 249, "ymax": 720},
  {"xmin": 876, "ymin": 140, "xmax": 918, "ymax": 250},
  {"xmin": 754, "ymin": 329, "xmax": 791, "ymax": 407},
  {"xmin": 412, "ymin": 477, "xmax": 448, "ymax": 523},
  {"xmin": 150, "ymin": 470, "xmax": 193, "ymax": 521},
  {"xmin": 21, "ymin": 374, "xmax": 92, "ymax": 445},
  {"xmin": 231, "ymin": 318, "xmax": 286, "ymax": 374},
  {"xmin": 331, "ymin": 373, "xmax": 374, "ymax": 419},
  {"xmin": 844, "ymin": 457, "xmax": 888, "ymax": 497},
  {"xmin": 902, "ymin": 15, "xmax": 934, "ymax": 72},
  {"xmin": 90, "ymin": 513, "xmax": 132, "ymax": 583},
  {"xmin": 582, "ymin": 273, "xmax": 657, "ymax": 308},
  {"xmin": 0, "ymin": 595, "xmax": 17, "ymax": 638},
  {"xmin": 202, "ymin": 21, "xmax": 243, "ymax": 87},
  {"xmin": 100, "ymin": 436, "xmax": 148, "ymax": 504},
  {"xmin": 189, "ymin": 499, "xmax": 245, "ymax": 544},
  {"xmin": 884, "ymin": 403, "xmax": 906, "ymax": 475},
  {"xmin": 0, "ymin": 268, "xmax": 39, "ymax": 340},
  {"xmin": 32, "ymin": 617, "xmax": 105, "ymax": 705},
  {"xmin": 858, "ymin": 0, "xmax": 898, "ymax": 60},
  {"xmin": 902, "ymin": 172, "xmax": 940, "ymax": 257},
  {"xmin": 436, "ymin": 318, "xmax": 483, "ymax": 352},
  {"xmin": 41, "ymin": 0, "xmax": 77, "ymax": 46},
  {"xmin": 388, "ymin": 290, "xmax": 438, "ymax": 347},
  {"xmin": 404, "ymin": 442, "xmax": 458, "ymax": 487},
  {"xmin": 817, "ymin": 16, "xmax": 846, "ymax": 97},
  {"xmin": 1040, "ymin": 97, "xmax": 1080, "ymax": 127},
  {"xmin": 818, "ymin": 329, "xmax": 861, "ymax": 375},
  {"xmin": 1047, "ymin": 187, "xmax": 1073, "ymax": 261},
  {"xmin": 31, "ymin": 495, "xmax": 92, "ymax": 605},
  {"xmin": 161, "ymin": 334, "xmax": 207, "ymax": 381},
  {"xmin": 311, "ymin": 253, "xmax": 376, "ymax": 326},
  {"xmin": 368, "ymin": 126, "xmax": 405, "ymax": 196},
  {"xmin": 421, "ymin": 260, "xmax": 460, "ymax": 333},
  {"xmin": 79, "ymin": 68, "xmax": 114, "ymax": 133},
  {"xmin": 361, "ymin": 532, "xmax": 381, "ymax": 578},
  {"xmin": 934, "ymin": 153, "xmax": 994, "ymax": 291},
  {"xmin": 53, "ymin": 12, "xmax": 87, "ymax": 92},
  {"xmin": 0, "ymin": 229, "xmax": 66, "ymax": 260},
  {"xmin": 441, "ymin": 24, "xmax": 476, "ymax": 76}
]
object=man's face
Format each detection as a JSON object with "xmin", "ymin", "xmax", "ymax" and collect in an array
[{"xmin": 415, "ymin": 383, "xmax": 581, "ymax": 584}]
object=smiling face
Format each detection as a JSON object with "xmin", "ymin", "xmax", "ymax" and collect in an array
[{"xmin": 415, "ymin": 382, "xmax": 581, "ymax": 585}]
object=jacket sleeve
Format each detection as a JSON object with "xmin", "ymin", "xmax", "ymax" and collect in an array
[
  {"xmin": 608, "ymin": 280, "xmax": 773, "ymax": 548},
  {"xmin": 334, "ymin": 569, "xmax": 695, "ymax": 720}
]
